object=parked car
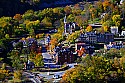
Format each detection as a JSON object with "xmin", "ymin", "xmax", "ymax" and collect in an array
[{"xmin": 53, "ymin": 72, "xmax": 64, "ymax": 79}]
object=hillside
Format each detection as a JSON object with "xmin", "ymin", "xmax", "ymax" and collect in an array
[{"xmin": 0, "ymin": 0, "xmax": 83, "ymax": 17}]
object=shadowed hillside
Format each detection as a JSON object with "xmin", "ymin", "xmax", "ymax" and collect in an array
[{"xmin": 0, "ymin": 0, "xmax": 84, "ymax": 17}]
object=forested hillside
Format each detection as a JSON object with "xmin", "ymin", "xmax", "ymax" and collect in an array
[
  {"xmin": 0, "ymin": 0, "xmax": 38, "ymax": 17},
  {"xmin": 0, "ymin": 0, "xmax": 83, "ymax": 17}
]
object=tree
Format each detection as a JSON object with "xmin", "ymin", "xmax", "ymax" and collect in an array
[
  {"xmin": 13, "ymin": 70, "xmax": 22, "ymax": 79},
  {"xmin": 95, "ymin": 1, "xmax": 104, "ymax": 13},
  {"xmin": 106, "ymin": 48, "xmax": 121, "ymax": 58},
  {"xmin": 67, "ymin": 31, "xmax": 80, "ymax": 43},
  {"xmin": 42, "ymin": 8, "xmax": 54, "ymax": 18},
  {"xmin": 5, "ymin": 34, "xmax": 10, "ymax": 39},
  {"xmin": 89, "ymin": 8, "xmax": 97, "ymax": 20},
  {"xmin": 29, "ymin": 29, "xmax": 35, "ymax": 38},
  {"xmin": 22, "ymin": 10, "xmax": 36, "ymax": 21},
  {"xmin": 86, "ymin": 25, "xmax": 92, "ymax": 32},
  {"xmin": 52, "ymin": 33, "xmax": 64, "ymax": 43},
  {"xmin": 0, "ymin": 58, "xmax": 3, "ymax": 62},
  {"xmin": 13, "ymin": 14, "xmax": 22, "ymax": 21},
  {"xmin": 1, "ymin": 63, "xmax": 6, "ymax": 70},
  {"xmin": 77, "ymin": 47, "xmax": 86, "ymax": 57},
  {"xmin": 103, "ymin": 0, "xmax": 110, "ymax": 12},
  {"xmin": 103, "ymin": 26, "xmax": 108, "ymax": 32},
  {"xmin": 50, "ymin": 38, "xmax": 58, "ymax": 51},
  {"xmin": 62, "ymin": 55, "xmax": 125, "ymax": 83},
  {"xmin": 72, "ymin": 8, "xmax": 82, "ymax": 15},
  {"xmin": 67, "ymin": 14, "xmax": 75, "ymax": 22},
  {"xmin": 0, "ymin": 69, "xmax": 9, "ymax": 81},
  {"xmin": 8, "ymin": 50, "xmax": 22, "ymax": 70},
  {"xmin": 102, "ymin": 20, "xmax": 111, "ymax": 32},
  {"xmin": 101, "ymin": 13, "xmax": 110, "ymax": 23},
  {"xmin": 34, "ymin": 53, "xmax": 44, "ymax": 67},
  {"xmin": 74, "ymin": 15, "xmax": 88, "ymax": 29},
  {"xmin": 119, "ymin": 48, "xmax": 125, "ymax": 57},
  {"xmin": 112, "ymin": 15, "xmax": 121, "ymax": 27},
  {"xmin": 64, "ymin": 6, "xmax": 72, "ymax": 15},
  {"xmin": 62, "ymin": 66, "xmax": 84, "ymax": 83},
  {"xmin": 42, "ymin": 17, "xmax": 52, "ymax": 27},
  {"xmin": 53, "ymin": 7, "xmax": 60, "ymax": 14},
  {"xmin": 13, "ymin": 70, "xmax": 22, "ymax": 83}
]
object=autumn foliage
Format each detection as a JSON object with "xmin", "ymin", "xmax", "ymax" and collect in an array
[
  {"xmin": 64, "ymin": 6, "xmax": 72, "ymax": 15},
  {"xmin": 86, "ymin": 25, "xmax": 92, "ymax": 32},
  {"xmin": 13, "ymin": 14, "xmax": 22, "ymax": 21},
  {"xmin": 62, "ymin": 55, "xmax": 125, "ymax": 83},
  {"xmin": 77, "ymin": 47, "xmax": 86, "ymax": 57}
]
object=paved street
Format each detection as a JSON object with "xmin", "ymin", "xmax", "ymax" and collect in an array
[{"xmin": 32, "ymin": 63, "xmax": 77, "ymax": 82}]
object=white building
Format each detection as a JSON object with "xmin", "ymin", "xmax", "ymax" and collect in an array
[
  {"xmin": 110, "ymin": 26, "xmax": 118, "ymax": 34},
  {"xmin": 121, "ymin": 31, "xmax": 125, "ymax": 36},
  {"xmin": 120, "ymin": 0, "xmax": 124, "ymax": 4}
]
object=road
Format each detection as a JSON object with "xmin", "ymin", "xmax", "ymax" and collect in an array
[
  {"xmin": 32, "ymin": 63, "xmax": 77, "ymax": 82},
  {"xmin": 22, "ymin": 72, "xmax": 42, "ymax": 83}
]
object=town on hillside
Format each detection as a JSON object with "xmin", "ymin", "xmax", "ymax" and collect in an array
[{"xmin": 1, "ymin": 0, "xmax": 125, "ymax": 83}]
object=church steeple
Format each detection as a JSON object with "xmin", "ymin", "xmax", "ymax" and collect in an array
[
  {"xmin": 64, "ymin": 14, "xmax": 67, "ymax": 24},
  {"xmin": 64, "ymin": 14, "xmax": 67, "ymax": 34}
]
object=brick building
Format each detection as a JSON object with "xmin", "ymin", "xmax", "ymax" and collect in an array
[{"xmin": 55, "ymin": 47, "xmax": 75, "ymax": 65}]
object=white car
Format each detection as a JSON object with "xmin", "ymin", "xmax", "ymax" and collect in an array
[{"xmin": 53, "ymin": 74, "xmax": 60, "ymax": 79}]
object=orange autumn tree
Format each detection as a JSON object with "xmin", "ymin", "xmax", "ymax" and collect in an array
[
  {"xmin": 86, "ymin": 25, "xmax": 92, "ymax": 32},
  {"xmin": 64, "ymin": 6, "xmax": 72, "ymax": 15},
  {"xmin": 77, "ymin": 47, "xmax": 86, "ymax": 57},
  {"xmin": 13, "ymin": 14, "xmax": 22, "ymax": 21},
  {"xmin": 102, "ymin": 0, "xmax": 110, "ymax": 11},
  {"xmin": 50, "ymin": 38, "xmax": 58, "ymax": 51}
]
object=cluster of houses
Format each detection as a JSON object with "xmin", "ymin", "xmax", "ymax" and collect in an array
[
  {"xmin": 77, "ymin": 32, "xmax": 114, "ymax": 44},
  {"xmin": 9, "ymin": 13, "xmax": 125, "ymax": 66},
  {"xmin": 45, "ymin": 15, "xmax": 125, "ymax": 65},
  {"xmin": 104, "ymin": 41, "xmax": 125, "ymax": 50}
]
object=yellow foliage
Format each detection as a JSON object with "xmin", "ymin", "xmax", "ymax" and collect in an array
[
  {"xmin": 112, "ymin": 15, "xmax": 121, "ymax": 26},
  {"xmin": 0, "ymin": 69, "xmax": 9, "ymax": 80},
  {"xmin": 112, "ymin": 15, "xmax": 120, "ymax": 22},
  {"xmin": 103, "ymin": 26, "xmax": 108, "ymax": 32},
  {"xmin": 53, "ymin": 8, "xmax": 60, "ymax": 14},
  {"xmin": 86, "ymin": 25, "xmax": 92, "ymax": 32},
  {"xmin": 13, "ymin": 71, "xmax": 22, "ymax": 79}
]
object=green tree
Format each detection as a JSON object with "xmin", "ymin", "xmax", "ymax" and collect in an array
[
  {"xmin": 42, "ymin": 17, "xmax": 52, "ymax": 27},
  {"xmin": 1, "ymin": 63, "xmax": 6, "ymax": 70},
  {"xmin": 67, "ymin": 14, "xmax": 75, "ymax": 22},
  {"xmin": 62, "ymin": 55, "xmax": 125, "ymax": 83},
  {"xmin": 67, "ymin": 31, "xmax": 80, "ymax": 43},
  {"xmin": 5, "ymin": 34, "xmax": 10, "ymax": 39},
  {"xmin": 22, "ymin": 10, "xmax": 36, "ymax": 21},
  {"xmin": 34, "ymin": 53, "xmax": 44, "ymax": 67},
  {"xmin": 8, "ymin": 50, "xmax": 22, "ymax": 70},
  {"xmin": 106, "ymin": 48, "xmax": 121, "ymax": 58},
  {"xmin": 74, "ymin": 15, "xmax": 88, "ymax": 29}
]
